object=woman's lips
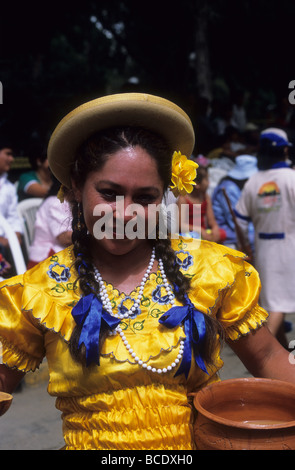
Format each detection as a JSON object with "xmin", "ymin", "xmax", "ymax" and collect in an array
[{"xmin": 112, "ymin": 227, "xmax": 128, "ymax": 239}]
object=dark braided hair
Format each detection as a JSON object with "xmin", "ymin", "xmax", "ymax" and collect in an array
[{"xmin": 68, "ymin": 126, "xmax": 223, "ymax": 367}]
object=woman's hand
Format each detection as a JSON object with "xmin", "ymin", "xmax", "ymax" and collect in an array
[
  {"xmin": 0, "ymin": 364, "xmax": 24, "ymax": 416},
  {"xmin": 0, "ymin": 392, "xmax": 13, "ymax": 416}
]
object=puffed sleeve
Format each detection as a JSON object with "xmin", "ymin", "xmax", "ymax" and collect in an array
[
  {"xmin": 175, "ymin": 238, "xmax": 269, "ymax": 342},
  {"xmin": 214, "ymin": 251, "xmax": 269, "ymax": 341},
  {"xmin": 0, "ymin": 275, "xmax": 46, "ymax": 372}
]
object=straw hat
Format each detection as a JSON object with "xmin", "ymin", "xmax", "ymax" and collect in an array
[{"xmin": 48, "ymin": 93, "xmax": 195, "ymax": 188}]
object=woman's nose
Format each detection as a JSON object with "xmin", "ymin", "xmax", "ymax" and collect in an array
[{"xmin": 113, "ymin": 196, "xmax": 134, "ymax": 223}]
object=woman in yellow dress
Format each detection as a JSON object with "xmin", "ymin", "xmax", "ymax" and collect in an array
[{"xmin": 0, "ymin": 93, "xmax": 294, "ymax": 450}]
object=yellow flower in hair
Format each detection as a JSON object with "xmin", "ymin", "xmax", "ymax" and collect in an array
[
  {"xmin": 57, "ymin": 184, "xmax": 65, "ymax": 203},
  {"xmin": 170, "ymin": 151, "xmax": 198, "ymax": 196}
]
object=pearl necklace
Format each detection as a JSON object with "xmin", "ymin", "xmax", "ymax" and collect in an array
[
  {"xmin": 94, "ymin": 247, "xmax": 157, "ymax": 319},
  {"xmin": 93, "ymin": 247, "xmax": 185, "ymax": 374}
]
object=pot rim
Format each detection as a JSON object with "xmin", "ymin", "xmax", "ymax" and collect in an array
[{"xmin": 193, "ymin": 377, "xmax": 295, "ymax": 430}]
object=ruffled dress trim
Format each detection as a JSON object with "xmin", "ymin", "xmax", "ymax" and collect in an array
[
  {"xmin": 100, "ymin": 335, "xmax": 185, "ymax": 365},
  {"xmin": 0, "ymin": 334, "xmax": 41, "ymax": 373},
  {"xmin": 0, "ymin": 248, "xmax": 78, "ymax": 373},
  {"xmin": 57, "ymin": 382, "xmax": 195, "ymax": 450},
  {"xmin": 21, "ymin": 284, "xmax": 75, "ymax": 343},
  {"xmin": 224, "ymin": 304, "xmax": 268, "ymax": 341}
]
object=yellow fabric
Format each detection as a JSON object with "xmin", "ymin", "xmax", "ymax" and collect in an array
[{"xmin": 0, "ymin": 238, "xmax": 268, "ymax": 450}]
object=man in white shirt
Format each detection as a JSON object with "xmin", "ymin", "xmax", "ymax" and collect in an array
[
  {"xmin": 0, "ymin": 142, "xmax": 23, "ymax": 253},
  {"xmin": 235, "ymin": 128, "xmax": 295, "ymax": 348}
]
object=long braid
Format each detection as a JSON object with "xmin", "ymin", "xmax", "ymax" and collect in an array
[
  {"xmin": 71, "ymin": 201, "xmax": 96, "ymax": 295},
  {"xmin": 154, "ymin": 237, "xmax": 190, "ymax": 304},
  {"xmin": 69, "ymin": 201, "xmax": 101, "ymax": 364}
]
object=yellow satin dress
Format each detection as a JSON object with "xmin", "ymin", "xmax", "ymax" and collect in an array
[{"xmin": 0, "ymin": 238, "xmax": 268, "ymax": 450}]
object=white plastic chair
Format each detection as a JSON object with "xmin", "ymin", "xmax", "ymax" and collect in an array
[
  {"xmin": 17, "ymin": 198, "xmax": 43, "ymax": 254},
  {"xmin": 0, "ymin": 214, "xmax": 26, "ymax": 275}
]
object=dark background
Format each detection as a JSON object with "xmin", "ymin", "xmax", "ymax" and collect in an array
[{"xmin": 0, "ymin": 0, "xmax": 294, "ymax": 156}]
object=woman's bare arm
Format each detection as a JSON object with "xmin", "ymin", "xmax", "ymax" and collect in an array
[
  {"xmin": 26, "ymin": 182, "xmax": 49, "ymax": 198},
  {"xmin": 0, "ymin": 364, "xmax": 24, "ymax": 393},
  {"xmin": 229, "ymin": 324, "xmax": 295, "ymax": 383}
]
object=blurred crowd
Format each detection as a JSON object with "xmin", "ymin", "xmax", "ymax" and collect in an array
[
  {"xmin": 176, "ymin": 91, "xmax": 295, "ymax": 349},
  {"xmin": 0, "ymin": 139, "xmax": 72, "ymax": 275},
  {"xmin": 192, "ymin": 92, "xmax": 295, "ymax": 160}
]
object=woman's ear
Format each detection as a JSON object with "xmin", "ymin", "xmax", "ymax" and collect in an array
[{"xmin": 71, "ymin": 178, "xmax": 82, "ymax": 202}]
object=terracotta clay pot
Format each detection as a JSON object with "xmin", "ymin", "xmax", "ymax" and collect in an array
[
  {"xmin": 193, "ymin": 378, "xmax": 295, "ymax": 450},
  {"xmin": 0, "ymin": 391, "xmax": 13, "ymax": 416}
]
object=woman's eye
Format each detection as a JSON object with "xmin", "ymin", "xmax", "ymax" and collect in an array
[
  {"xmin": 99, "ymin": 189, "xmax": 118, "ymax": 200},
  {"xmin": 135, "ymin": 194, "xmax": 157, "ymax": 205},
  {"xmin": 98, "ymin": 189, "xmax": 157, "ymax": 205}
]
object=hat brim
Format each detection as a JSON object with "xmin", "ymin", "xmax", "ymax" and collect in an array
[
  {"xmin": 227, "ymin": 169, "xmax": 256, "ymax": 180},
  {"xmin": 48, "ymin": 93, "xmax": 195, "ymax": 188}
]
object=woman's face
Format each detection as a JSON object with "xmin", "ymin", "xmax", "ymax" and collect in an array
[
  {"xmin": 0, "ymin": 148, "xmax": 14, "ymax": 174},
  {"xmin": 74, "ymin": 145, "xmax": 165, "ymax": 256},
  {"xmin": 197, "ymin": 174, "xmax": 209, "ymax": 193},
  {"xmin": 37, "ymin": 157, "xmax": 50, "ymax": 173}
]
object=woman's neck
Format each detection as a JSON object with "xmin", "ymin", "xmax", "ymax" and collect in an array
[
  {"xmin": 90, "ymin": 240, "xmax": 156, "ymax": 294},
  {"xmin": 186, "ymin": 189, "xmax": 205, "ymax": 204}
]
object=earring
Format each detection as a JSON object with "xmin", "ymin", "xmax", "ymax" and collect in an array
[{"xmin": 76, "ymin": 203, "xmax": 85, "ymax": 231}]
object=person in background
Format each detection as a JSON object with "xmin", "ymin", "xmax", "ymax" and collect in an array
[
  {"xmin": 27, "ymin": 177, "xmax": 72, "ymax": 268},
  {"xmin": 212, "ymin": 154, "xmax": 257, "ymax": 251},
  {"xmin": 17, "ymin": 143, "xmax": 52, "ymax": 201},
  {"xmin": 206, "ymin": 126, "xmax": 246, "ymax": 163},
  {"xmin": 212, "ymin": 102, "xmax": 236, "ymax": 136},
  {"xmin": 235, "ymin": 128, "xmax": 295, "ymax": 348},
  {"xmin": 0, "ymin": 253, "xmax": 11, "ymax": 278},
  {"xmin": 231, "ymin": 90, "xmax": 247, "ymax": 132},
  {"xmin": 0, "ymin": 140, "xmax": 23, "ymax": 257},
  {"xmin": 178, "ymin": 158, "xmax": 226, "ymax": 242}
]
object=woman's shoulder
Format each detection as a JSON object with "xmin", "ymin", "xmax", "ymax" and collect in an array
[
  {"xmin": 0, "ymin": 247, "xmax": 79, "ymax": 367},
  {"xmin": 171, "ymin": 237, "xmax": 249, "ymax": 292},
  {"xmin": 170, "ymin": 237, "xmax": 268, "ymax": 339},
  {"xmin": 24, "ymin": 246, "xmax": 77, "ymax": 290},
  {"xmin": 171, "ymin": 236, "xmax": 246, "ymax": 265},
  {"xmin": 18, "ymin": 170, "xmax": 38, "ymax": 183},
  {"xmin": 1, "ymin": 246, "xmax": 79, "ymax": 305}
]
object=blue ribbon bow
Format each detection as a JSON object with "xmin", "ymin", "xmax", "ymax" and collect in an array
[
  {"xmin": 71, "ymin": 293, "xmax": 121, "ymax": 366},
  {"xmin": 159, "ymin": 286, "xmax": 208, "ymax": 378},
  {"xmin": 71, "ymin": 286, "xmax": 208, "ymax": 376}
]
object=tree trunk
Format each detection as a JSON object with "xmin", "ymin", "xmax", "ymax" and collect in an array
[{"xmin": 195, "ymin": 10, "xmax": 212, "ymax": 100}]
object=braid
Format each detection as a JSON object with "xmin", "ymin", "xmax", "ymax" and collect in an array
[
  {"xmin": 71, "ymin": 202, "xmax": 96, "ymax": 295},
  {"xmin": 154, "ymin": 237, "xmax": 190, "ymax": 304},
  {"xmin": 69, "ymin": 201, "xmax": 101, "ymax": 364}
]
